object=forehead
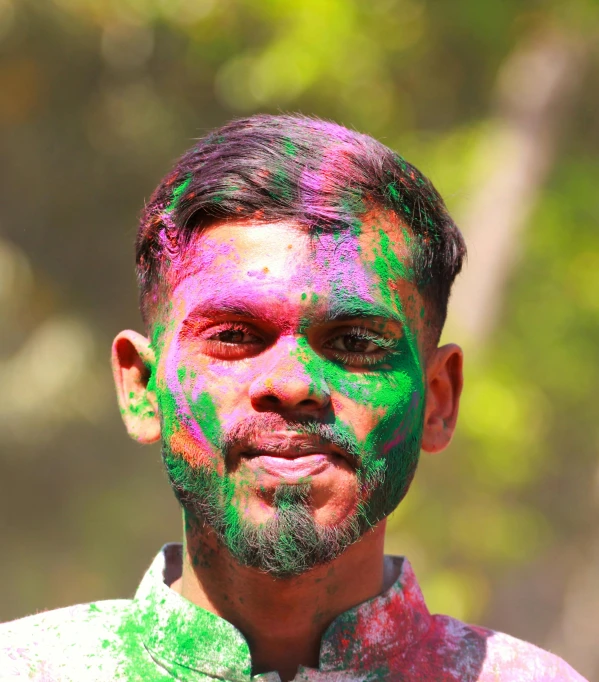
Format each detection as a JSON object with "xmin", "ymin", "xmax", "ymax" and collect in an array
[{"xmin": 165, "ymin": 216, "xmax": 419, "ymax": 322}]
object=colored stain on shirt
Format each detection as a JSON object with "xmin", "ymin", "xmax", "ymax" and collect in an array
[{"xmin": 0, "ymin": 545, "xmax": 587, "ymax": 681}]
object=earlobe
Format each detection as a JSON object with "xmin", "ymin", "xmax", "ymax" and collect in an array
[
  {"xmin": 420, "ymin": 343, "xmax": 463, "ymax": 454},
  {"xmin": 111, "ymin": 330, "xmax": 161, "ymax": 444}
]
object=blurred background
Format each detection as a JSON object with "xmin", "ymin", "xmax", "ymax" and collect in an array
[{"xmin": 0, "ymin": 0, "xmax": 598, "ymax": 676}]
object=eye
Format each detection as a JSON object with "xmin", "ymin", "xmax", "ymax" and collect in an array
[
  {"xmin": 209, "ymin": 328, "xmax": 259, "ymax": 345},
  {"xmin": 329, "ymin": 333, "xmax": 379, "ymax": 354},
  {"xmin": 199, "ymin": 323, "xmax": 267, "ymax": 361},
  {"xmin": 323, "ymin": 326, "xmax": 398, "ymax": 368}
]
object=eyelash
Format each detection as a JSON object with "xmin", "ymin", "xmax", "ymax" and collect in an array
[
  {"xmin": 199, "ymin": 323, "xmax": 399, "ymax": 367},
  {"xmin": 342, "ymin": 326, "xmax": 397, "ymax": 350},
  {"xmin": 203, "ymin": 323, "xmax": 261, "ymax": 356},
  {"xmin": 325, "ymin": 326, "xmax": 400, "ymax": 367}
]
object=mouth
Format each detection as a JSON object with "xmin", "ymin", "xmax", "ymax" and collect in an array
[
  {"xmin": 235, "ymin": 432, "xmax": 351, "ymax": 479},
  {"xmin": 246, "ymin": 453, "xmax": 333, "ymax": 478}
]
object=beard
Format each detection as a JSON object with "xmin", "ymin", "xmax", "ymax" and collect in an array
[{"xmin": 162, "ymin": 414, "xmax": 423, "ymax": 579}]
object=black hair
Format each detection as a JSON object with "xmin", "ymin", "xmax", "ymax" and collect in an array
[{"xmin": 136, "ymin": 114, "xmax": 465, "ymax": 338}]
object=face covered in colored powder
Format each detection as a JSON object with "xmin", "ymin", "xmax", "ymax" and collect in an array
[{"xmin": 143, "ymin": 215, "xmax": 429, "ymax": 577}]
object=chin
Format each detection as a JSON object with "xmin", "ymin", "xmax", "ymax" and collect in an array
[{"xmin": 232, "ymin": 466, "xmax": 361, "ymax": 528}]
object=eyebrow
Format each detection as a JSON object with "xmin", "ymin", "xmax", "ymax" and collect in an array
[
  {"xmin": 184, "ymin": 295, "xmax": 405, "ymax": 327},
  {"xmin": 321, "ymin": 300, "xmax": 405, "ymax": 325},
  {"xmin": 186, "ymin": 298, "xmax": 269, "ymax": 320}
]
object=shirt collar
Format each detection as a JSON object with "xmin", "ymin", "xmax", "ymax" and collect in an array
[
  {"xmin": 133, "ymin": 543, "xmax": 431, "ymax": 679},
  {"xmin": 134, "ymin": 544, "xmax": 252, "ymax": 681},
  {"xmin": 318, "ymin": 555, "xmax": 431, "ymax": 672}
]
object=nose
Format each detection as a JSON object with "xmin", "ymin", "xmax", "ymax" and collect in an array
[{"xmin": 249, "ymin": 337, "xmax": 331, "ymax": 415}]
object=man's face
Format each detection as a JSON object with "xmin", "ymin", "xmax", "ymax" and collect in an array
[{"xmin": 143, "ymin": 216, "xmax": 429, "ymax": 575}]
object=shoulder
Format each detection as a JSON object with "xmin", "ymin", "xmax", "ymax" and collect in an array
[
  {"xmin": 479, "ymin": 627, "xmax": 588, "ymax": 682},
  {"xmin": 430, "ymin": 614, "xmax": 588, "ymax": 682},
  {"xmin": 0, "ymin": 600, "xmax": 132, "ymax": 680}
]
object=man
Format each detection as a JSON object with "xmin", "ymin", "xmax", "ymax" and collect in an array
[{"xmin": 0, "ymin": 115, "xmax": 586, "ymax": 681}]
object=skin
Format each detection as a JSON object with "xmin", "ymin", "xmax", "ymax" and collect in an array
[{"xmin": 112, "ymin": 214, "xmax": 463, "ymax": 681}]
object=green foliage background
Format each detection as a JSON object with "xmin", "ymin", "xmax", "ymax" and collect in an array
[{"xmin": 0, "ymin": 0, "xmax": 597, "ymax": 676}]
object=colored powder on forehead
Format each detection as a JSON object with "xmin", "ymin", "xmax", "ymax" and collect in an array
[
  {"xmin": 310, "ymin": 229, "xmax": 375, "ymax": 305},
  {"xmin": 366, "ymin": 230, "xmax": 418, "ymax": 345},
  {"xmin": 377, "ymin": 228, "xmax": 411, "ymax": 281}
]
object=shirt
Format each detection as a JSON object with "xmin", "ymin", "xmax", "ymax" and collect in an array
[{"xmin": 0, "ymin": 543, "xmax": 587, "ymax": 681}]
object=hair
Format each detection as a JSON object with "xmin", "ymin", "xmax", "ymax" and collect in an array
[{"xmin": 136, "ymin": 114, "xmax": 466, "ymax": 339}]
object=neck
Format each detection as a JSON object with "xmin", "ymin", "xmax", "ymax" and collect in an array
[{"xmin": 170, "ymin": 519, "xmax": 393, "ymax": 682}]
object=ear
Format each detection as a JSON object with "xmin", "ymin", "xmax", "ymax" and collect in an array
[
  {"xmin": 421, "ymin": 343, "xmax": 463, "ymax": 454},
  {"xmin": 111, "ymin": 330, "xmax": 160, "ymax": 444}
]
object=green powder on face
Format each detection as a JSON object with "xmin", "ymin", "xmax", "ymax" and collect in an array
[
  {"xmin": 154, "ymin": 377, "xmax": 180, "ymax": 443},
  {"xmin": 291, "ymin": 331, "xmax": 423, "ymax": 534},
  {"xmin": 376, "ymin": 228, "xmax": 410, "ymax": 282},
  {"xmin": 188, "ymin": 389, "xmax": 222, "ymax": 448},
  {"xmin": 369, "ymin": 231, "xmax": 424, "ymax": 370},
  {"xmin": 293, "ymin": 335, "xmax": 414, "ymax": 412},
  {"xmin": 151, "ymin": 322, "xmax": 166, "ymax": 353},
  {"xmin": 294, "ymin": 223, "xmax": 425, "ymax": 527},
  {"xmin": 145, "ymin": 322, "xmax": 167, "ymax": 398},
  {"xmin": 150, "ymin": 219, "xmax": 426, "ymax": 579}
]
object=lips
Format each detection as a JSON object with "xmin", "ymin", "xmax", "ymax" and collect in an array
[
  {"xmin": 249, "ymin": 454, "xmax": 332, "ymax": 478},
  {"xmin": 233, "ymin": 431, "xmax": 351, "ymax": 479}
]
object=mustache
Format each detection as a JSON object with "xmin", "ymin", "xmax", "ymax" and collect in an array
[{"xmin": 219, "ymin": 414, "xmax": 362, "ymax": 464}]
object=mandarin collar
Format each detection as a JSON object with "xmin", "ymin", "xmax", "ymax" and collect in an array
[{"xmin": 133, "ymin": 544, "xmax": 431, "ymax": 680}]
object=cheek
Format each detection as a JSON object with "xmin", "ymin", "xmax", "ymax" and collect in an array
[
  {"xmin": 330, "ymin": 370, "xmax": 422, "ymax": 446},
  {"xmin": 375, "ymin": 387, "xmax": 423, "ymax": 456},
  {"xmin": 186, "ymin": 357, "xmax": 258, "ymax": 414},
  {"xmin": 156, "ymin": 339, "xmax": 232, "ymax": 466},
  {"xmin": 331, "ymin": 394, "xmax": 385, "ymax": 441},
  {"xmin": 167, "ymin": 345, "xmax": 262, "ymax": 447}
]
